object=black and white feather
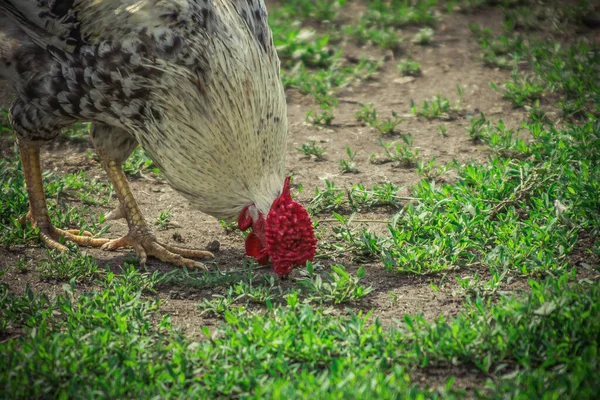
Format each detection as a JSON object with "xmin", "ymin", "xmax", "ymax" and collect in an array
[{"xmin": 0, "ymin": 0, "xmax": 287, "ymax": 221}]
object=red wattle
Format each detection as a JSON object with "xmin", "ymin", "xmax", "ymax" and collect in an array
[
  {"xmin": 238, "ymin": 206, "xmax": 253, "ymax": 231},
  {"xmin": 245, "ymin": 231, "xmax": 269, "ymax": 265}
]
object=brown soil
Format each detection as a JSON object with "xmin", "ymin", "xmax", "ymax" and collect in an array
[{"xmin": 1, "ymin": 5, "xmax": 597, "ymax": 395}]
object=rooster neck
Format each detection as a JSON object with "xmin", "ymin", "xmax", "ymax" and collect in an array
[
  {"xmin": 136, "ymin": 57, "xmax": 287, "ymax": 221},
  {"xmin": 249, "ymin": 174, "xmax": 285, "ymax": 216},
  {"xmin": 127, "ymin": 5, "xmax": 286, "ymax": 222}
]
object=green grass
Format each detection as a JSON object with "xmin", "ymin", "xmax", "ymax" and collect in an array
[
  {"xmin": 416, "ymin": 157, "xmax": 448, "ymax": 180},
  {"xmin": 122, "ymin": 146, "xmax": 161, "ymax": 178},
  {"xmin": 469, "ymin": 24, "xmax": 526, "ymax": 69},
  {"xmin": 0, "ymin": 147, "xmax": 111, "ymax": 248},
  {"xmin": 398, "ymin": 58, "xmax": 422, "ymax": 76},
  {"xmin": 297, "ymin": 140, "xmax": 327, "ymax": 160},
  {"xmin": 1, "ymin": 266, "xmax": 598, "ymax": 398},
  {"xmin": 412, "ymin": 27, "xmax": 435, "ymax": 45},
  {"xmin": 310, "ymin": 180, "xmax": 406, "ymax": 214},
  {"xmin": 470, "ymin": 22, "xmax": 599, "ymax": 119},
  {"xmin": 344, "ymin": 22, "xmax": 402, "ymax": 50},
  {"xmin": 356, "ymin": 104, "xmax": 403, "ymax": 135},
  {"xmin": 61, "ymin": 122, "xmax": 91, "ymax": 143},
  {"xmin": 269, "ymin": 7, "xmax": 383, "ymax": 102},
  {"xmin": 490, "ymin": 72, "xmax": 545, "ymax": 108},
  {"xmin": 306, "ymin": 97, "xmax": 338, "ymax": 127},
  {"xmin": 362, "ymin": 0, "xmax": 438, "ymax": 28},
  {"xmin": 411, "ymin": 95, "xmax": 455, "ymax": 120},
  {"xmin": 198, "ymin": 288, "xmax": 242, "ymax": 316},
  {"xmin": 336, "ymin": 119, "xmax": 599, "ymax": 273},
  {"xmin": 297, "ymin": 262, "xmax": 373, "ymax": 304},
  {"xmin": 37, "ymin": 250, "xmax": 104, "ymax": 282},
  {"xmin": 154, "ymin": 208, "xmax": 177, "ymax": 231},
  {"xmin": 339, "ymin": 146, "xmax": 359, "ymax": 174},
  {"xmin": 374, "ymin": 134, "xmax": 420, "ymax": 167},
  {"xmin": 275, "ymin": 0, "xmax": 347, "ymax": 22},
  {"xmin": 466, "ymin": 112, "xmax": 492, "ymax": 143},
  {"xmin": 1, "ymin": 1, "xmax": 599, "ymax": 398}
]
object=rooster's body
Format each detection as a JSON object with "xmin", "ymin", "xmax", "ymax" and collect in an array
[{"xmin": 0, "ymin": 0, "xmax": 316, "ymax": 274}]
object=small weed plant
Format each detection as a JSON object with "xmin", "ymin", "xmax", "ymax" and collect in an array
[
  {"xmin": 375, "ymin": 134, "xmax": 420, "ymax": 167},
  {"xmin": 297, "ymin": 140, "xmax": 327, "ymax": 160},
  {"xmin": 412, "ymin": 27, "xmax": 434, "ymax": 45},
  {"xmin": 356, "ymin": 104, "xmax": 402, "ymax": 135},
  {"xmin": 297, "ymin": 262, "xmax": 373, "ymax": 304},
  {"xmin": 339, "ymin": 146, "xmax": 359, "ymax": 174},
  {"xmin": 397, "ymin": 59, "xmax": 422, "ymax": 76}
]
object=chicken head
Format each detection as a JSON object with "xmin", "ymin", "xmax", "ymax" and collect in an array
[{"xmin": 238, "ymin": 177, "xmax": 317, "ymax": 275}]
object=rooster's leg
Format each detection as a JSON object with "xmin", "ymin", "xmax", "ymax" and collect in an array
[
  {"xmin": 18, "ymin": 141, "xmax": 110, "ymax": 251},
  {"xmin": 99, "ymin": 156, "xmax": 213, "ymax": 269}
]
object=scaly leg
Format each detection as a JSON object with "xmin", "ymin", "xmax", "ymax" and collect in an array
[
  {"xmin": 18, "ymin": 141, "xmax": 110, "ymax": 251},
  {"xmin": 99, "ymin": 156, "xmax": 213, "ymax": 269}
]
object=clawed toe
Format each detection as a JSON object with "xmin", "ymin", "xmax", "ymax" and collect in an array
[
  {"xmin": 20, "ymin": 212, "xmax": 109, "ymax": 250},
  {"xmin": 160, "ymin": 243, "xmax": 214, "ymax": 259},
  {"xmin": 102, "ymin": 233, "xmax": 213, "ymax": 269},
  {"xmin": 62, "ymin": 229, "xmax": 94, "ymax": 237},
  {"xmin": 38, "ymin": 230, "xmax": 69, "ymax": 252},
  {"xmin": 54, "ymin": 228, "xmax": 109, "ymax": 247}
]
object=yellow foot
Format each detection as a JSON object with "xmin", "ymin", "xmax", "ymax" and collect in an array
[
  {"xmin": 101, "ymin": 232, "xmax": 214, "ymax": 269},
  {"xmin": 20, "ymin": 212, "xmax": 110, "ymax": 252}
]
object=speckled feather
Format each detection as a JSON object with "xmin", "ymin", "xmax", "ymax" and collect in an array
[{"xmin": 0, "ymin": 0, "xmax": 287, "ymax": 221}]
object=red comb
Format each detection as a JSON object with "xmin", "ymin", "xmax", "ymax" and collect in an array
[
  {"xmin": 281, "ymin": 176, "xmax": 292, "ymax": 198},
  {"xmin": 265, "ymin": 176, "xmax": 317, "ymax": 275}
]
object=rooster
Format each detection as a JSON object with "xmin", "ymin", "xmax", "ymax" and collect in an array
[{"xmin": 0, "ymin": 0, "xmax": 317, "ymax": 275}]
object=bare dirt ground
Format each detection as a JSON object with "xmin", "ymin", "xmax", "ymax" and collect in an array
[{"xmin": 1, "ymin": 6, "xmax": 594, "ymax": 392}]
